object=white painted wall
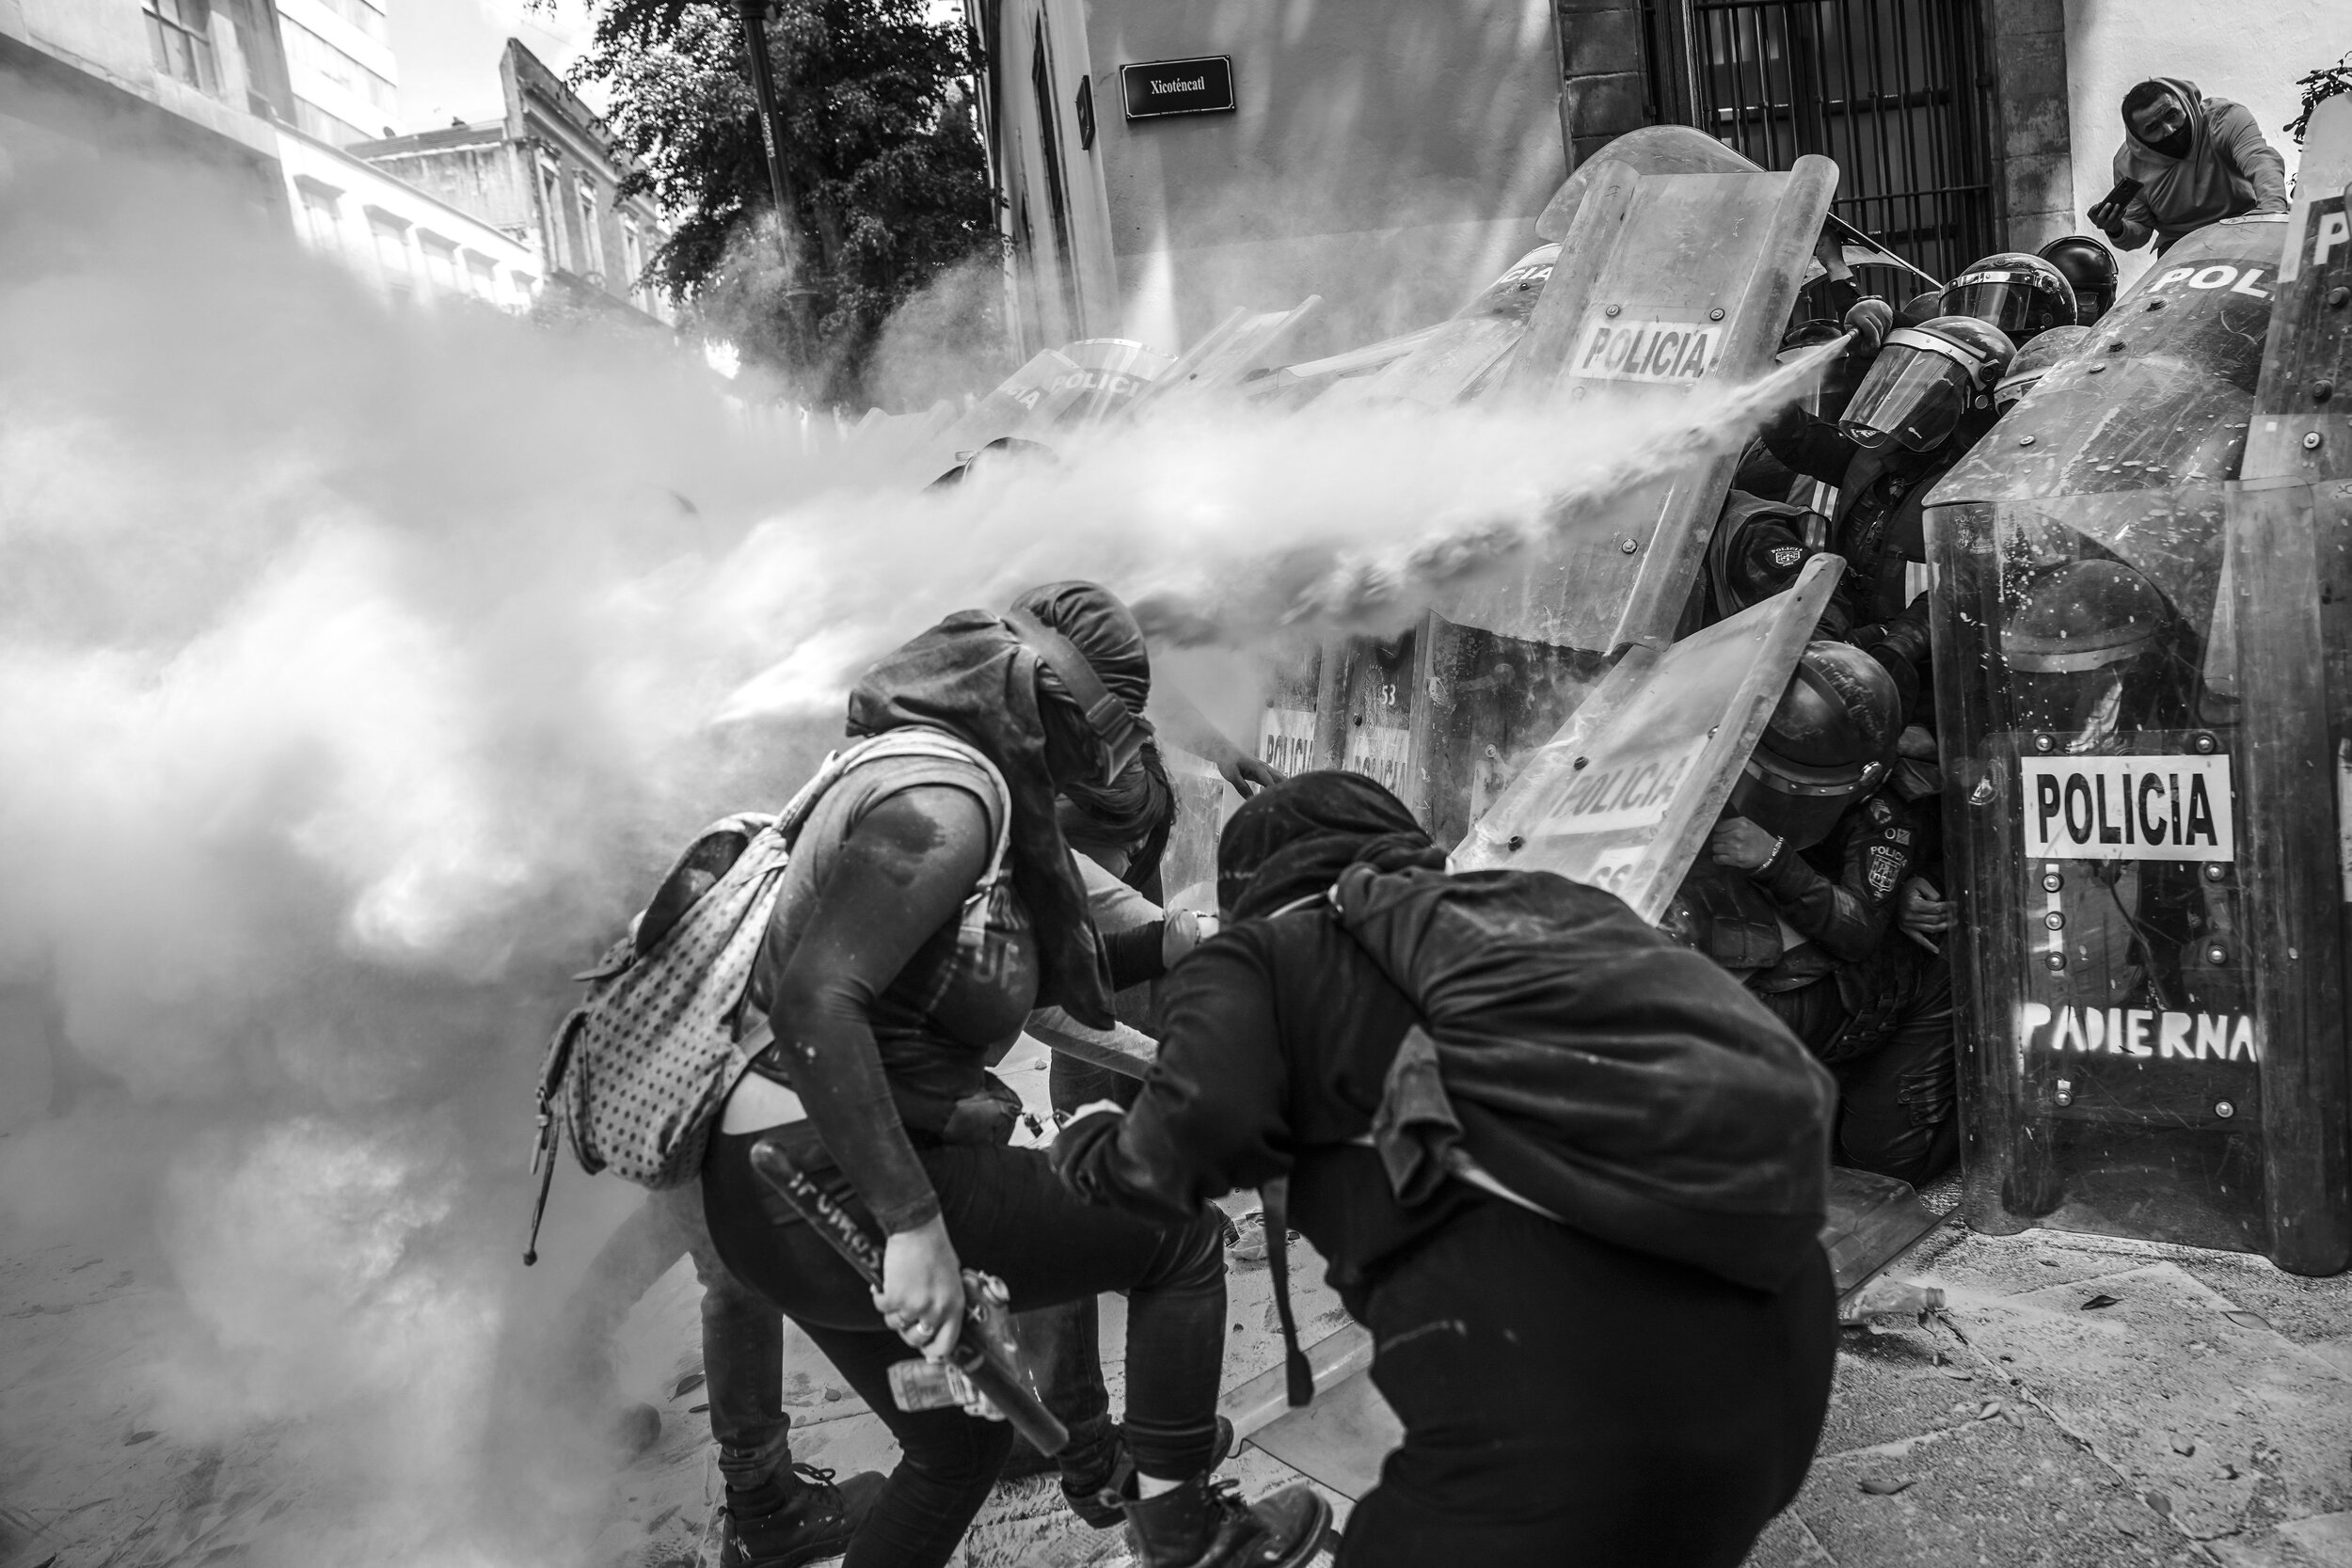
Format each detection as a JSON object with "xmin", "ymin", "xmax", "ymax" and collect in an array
[
  {"xmin": 2063, "ymin": 0, "xmax": 2344, "ymax": 287},
  {"xmin": 276, "ymin": 125, "xmax": 538, "ymax": 309}
]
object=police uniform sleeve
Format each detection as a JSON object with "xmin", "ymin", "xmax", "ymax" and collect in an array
[
  {"xmin": 1053, "ymin": 933, "xmax": 1292, "ymax": 1221},
  {"xmin": 1759, "ymin": 403, "xmax": 1860, "ymax": 486},
  {"xmin": 1750, "ymin": 793, "xmax": 1919, "ymax": 965}
]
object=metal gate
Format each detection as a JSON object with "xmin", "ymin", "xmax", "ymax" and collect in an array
[{"xmin": 1642, "ymin": 0, "xmax": 1995, "ymax": 285}]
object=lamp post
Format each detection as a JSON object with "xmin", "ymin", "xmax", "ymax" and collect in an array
[{"xmin": 735, "ymin": 0, "xmax": 815, "ymax": 341}]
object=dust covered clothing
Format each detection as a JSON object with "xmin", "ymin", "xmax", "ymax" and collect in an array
[{"xmin": 2107, "ymin": 78, "xmax": 2289, "ymax": 253}]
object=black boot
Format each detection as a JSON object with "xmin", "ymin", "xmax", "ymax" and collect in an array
[
  {"xmin": 1065, "ymin": 1417, "xmax": 1236, "ymax": 1529},
  {"xmin": 1120, "ymin": 1473, "xmax": 1329, "ymax": 1568},
  {"xmin": 719, "ymin": 1462, "xmax": 886, "ymax": 1568}
]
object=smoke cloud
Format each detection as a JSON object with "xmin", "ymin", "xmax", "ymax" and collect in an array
[{"xmin": 0, "ymin": 135, "xmax": 1809, "ymax": 1564}]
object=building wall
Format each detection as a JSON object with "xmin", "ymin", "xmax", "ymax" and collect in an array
[
  {"xmin": 274, "ymin": 0, "xmax": 396, "ymax": 146},
  {"xmin": 352, "ymin": 40, "xmax": 673, "ymax": 326},
  {"xmin": 277, "ymin": 124, "xmax": 536, "ymax": 309},
  {"xmin": 0, "ymin": 0, "xmax": 290, "ymax": 213},
  {"xmin": 499, "ymin": 39, "xmax": 672, "ymax": 320},
  {"xmin": 985, "ymin": 0, "xmax": 1567, "ymax": 358},
  {"xmin": 2062, "ymin": 0, "xmax": 2330, "ymax": 289}
]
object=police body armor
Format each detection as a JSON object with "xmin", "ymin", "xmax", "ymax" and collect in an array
[{"xmin": 1918, "ymin": 208, "xmax": 2349, "ymax": 1267}]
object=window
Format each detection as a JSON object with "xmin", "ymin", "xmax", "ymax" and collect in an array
[
  {"xmin": 574, "ymin": 178, "xmax": 605, "ymax": 281},
  {"xmin": 365, "ymin": 208, "xmax": 413, "ymax": 294},
  {"xmin": 418, "ymin": 233, "xmax": 459, "ymax": 300},
  {"xmin": 294, "ymin": 178, "xmax": 343, "ymax": 254},
  {"xmin": 464, "ymin": 253, "xmax": 499, "ymax": 303},
  {"xmin": 280, "ymin": 19, "xmax": 398, "ymax": 115},
  {"xmin": 535, "ymin": 162, "xmax": 568, "ymax": 272},
  {"xmin": 144, "ymin": 0, "xmax": 219, "ymax": 96},
  {"xmin": 310, "ymin": 0, "xmax": 390, "ymax": 46},
  {"xmin": 620, "ymin": 221, "xmax": 646, "ymax": 305}
]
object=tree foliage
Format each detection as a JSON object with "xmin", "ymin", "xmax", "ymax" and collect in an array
[{"xmin": 572, "ymin": 0, "xmax": 1001, "ymax": 406}]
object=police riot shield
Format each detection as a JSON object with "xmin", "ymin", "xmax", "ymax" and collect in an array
[
  {"xmin": 2213, "ymin": 96, "xmax": 2352, "ymax": 1275},
  {"xmin": 1452, "ymin": 554, "xmax": 1840, "ymax": 920},
  {"xmin": 1048, "ymin": 338, "xmax": 1178, "ymax": 427},
  {"xmin": 1250, "ymin": 147, "xmax": 1836, "ymax": 856},
  {"xmin": 1341, "ymin": 242, "xmax": 1560, "ymax": 408},
  {"xmin": 1446, "ymin": 152, "xmax": 1836, "ymax": 656},
  {"xmin": 1920, "ymin": 214, "xmax": 2329, "ymax": 1262}
]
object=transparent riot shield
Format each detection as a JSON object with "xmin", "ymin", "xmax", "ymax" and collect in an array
[
  {"xmin": 1452, "ymin": 554, "xmax": 1840, "ymax": 921},
  {"xmin": 1344, "ymin": 243, "xmax": 1560, "ymax": 408},
  {"xmin": 1259, "ymin": 148, "xmax": 1836, "ymax": 855},
  {"xmin": 2213, "ymin": 96, "xmax": 2352, "ymax": 1275},
  {"xmin": 1047, "ymin": 338, "xmax": 1177, "ymax": 428},
  {"xmin": 1444, "ymin": 152, "xmax": 1836, "ymax": 657},
  {"xmin": 1923, "ymin": 214, "xmax": 2314, "ymax": 1260},
  {"xmin": 905, "ymin": 346, "xmax": 1081, "ymax": 485}
]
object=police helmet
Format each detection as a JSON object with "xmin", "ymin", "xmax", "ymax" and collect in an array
[
  {"xmin": 2038, "ymin": 235, "xmax": 2121, "ymax": 325},
  {"xmin": 926, "ymin": 436, "xmax": 1056, "ymax": 490},
  {"xmin": 1839, "ymin": 316, "xmax": 2016, "ymax": 454},
  {"xmin": 1727, "ymin": 641, "xmax": 1902, "ymax": 848},
  {"xmin": 1895, "ymin": 289, "xmax": 1945, "ymax": 329},
  {"xmin": 1942, "ymin": 252, "xmax": 2077, "ymax": 343},
  {"xmin": 2002, "ymin": 558, "xmax": 2171, "ymax": 739},
  {"xmin": 1994, "ymin": 325, "xmax": 2091, "ymax": 411}
]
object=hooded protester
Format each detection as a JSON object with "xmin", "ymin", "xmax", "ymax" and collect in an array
[
  {"xmin": 1054, "ymin": 772, "xmax": 1838, "ymax": 1568},
  {"xmin": 701, "ymin": 584, "xmax": 1327, "ymax": 1568},
  {"xmin": 2092, "ymin": 78, "xmax": 2289, "ymax": 254}
]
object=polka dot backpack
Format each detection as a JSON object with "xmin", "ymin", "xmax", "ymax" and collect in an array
[{"xmin": 521, "ymin": 730, "xmax": 1009, "ymax": 1260}]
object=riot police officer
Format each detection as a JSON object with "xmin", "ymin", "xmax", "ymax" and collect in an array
[
  {"xmin": 1941, "ymin": 252, "xmax": 2079, "ymax": 346},
  {"xmin": 1760, "ymin": 315, "xmax": 2016, "ymax": 653},
  {"xmin": 1684, "ymin": 643, "xmax": 1958, "ymax": 1185},
  {"xmin": 1994, "ymin": 325, "xmax": 2093, "ymax": 414},
  {"xmin": 2038, "ymin": 236, "xmax": 2121, "ymax": 325}
]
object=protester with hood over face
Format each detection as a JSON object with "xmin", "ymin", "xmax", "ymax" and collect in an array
[
  {"xmin": 700, "ymin": 583, "xmax": 1327, "ymax": 1568},
  {"xmin": 2092, "ymin": 77, "xmax": 2288, "ymax": 254},
  {"xmin": 1055, "ymin": 771, "xmax": 1837, "ymax": 1568}
]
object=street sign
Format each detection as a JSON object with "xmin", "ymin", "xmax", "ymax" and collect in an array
[{"xmin": 1120, "ymin": 56, "xmax": 1235, "ymax": 120}]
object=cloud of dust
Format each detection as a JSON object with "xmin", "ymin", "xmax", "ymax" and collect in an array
[{"xmin": 0, "ymin": 129, "xmax": 1815, "ymax": 1563}]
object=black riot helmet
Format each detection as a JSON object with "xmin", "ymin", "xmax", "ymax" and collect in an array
[
  {"xmin": 2038, "ymin": 235, "xmax": 2120, "ymax": 325},
  {"xmin": 1840, "ymin": 316, "xmax": 2016, "ymax": 454},
  {"xmin": 1994, "ymin": 325, "xmax": 2091, "ymax": 411},
  {"xmin": 2001, "ymin": 558, "xmax": 2173, "ymax": 744},
  {"xmin": 1941, "ymin": 252, "xmax": 2077, "ymax": 344},
  {"xmin": 1895, "ymin": 289, "xmax": 1945, "ymax": 329},
  {"xmin": 1726, "ymin": 641, "xmax": 1902, "ymax": 849},
  {"xmin": 927, "ymin": 436, "xmax": 1057, "ymax": 490}
]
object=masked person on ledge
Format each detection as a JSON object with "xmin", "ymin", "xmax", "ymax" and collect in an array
[
  {"xmin": 1055, "ymin": 772, "xmax": 1838, "ymax": 1568},
  {"xmin": 1679, "ymin": 643, "xmax": 1958, "ymax": 1187},
  {"xmin": 701, "ymin": 582, "xmax": 1327, "ymax": 1568},
  {"xmin": 2091, "ymin": 78, "xmax": 2289, "ymax": 255}
]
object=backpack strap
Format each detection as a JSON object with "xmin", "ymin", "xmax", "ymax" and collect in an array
[{"xmin": 781, "ymin": 729, "xmax": 1014, "ymax": 895}]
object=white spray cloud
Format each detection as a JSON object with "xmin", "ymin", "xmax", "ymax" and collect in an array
[{"xmin": 0, "ymin": 132, "xmax": 1811, "ymax": 1565}]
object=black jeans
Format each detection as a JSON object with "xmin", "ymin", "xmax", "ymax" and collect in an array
[
  {"xmin": 1761, "ymin": 958, "xmax": 1959, "ymax": 1187},
  {"xmin": 704, "ymin": 1124, "xmax": 1225, "ymax": 1568},
  {"xmin": 1829, "ymin": 959, "xmax": 1958, "ymax": 1186},
  {"xmin": 1337, "ymin": 1201, "xmax": 1836, "ymax": 1568}
]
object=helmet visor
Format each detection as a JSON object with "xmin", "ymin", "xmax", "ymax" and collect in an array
[
  {"xmin": 1840, "ymin": 343, "xmax": 1970, "ymax": 452},
  {"xmin": 1945, "ymin": 273, "xmax": 2056, "ymax": 337}
]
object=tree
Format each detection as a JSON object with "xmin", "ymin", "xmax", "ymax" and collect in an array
[{"xmin": 572, "ymin": 0, "xmax": 1002, "ymax": 407}]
